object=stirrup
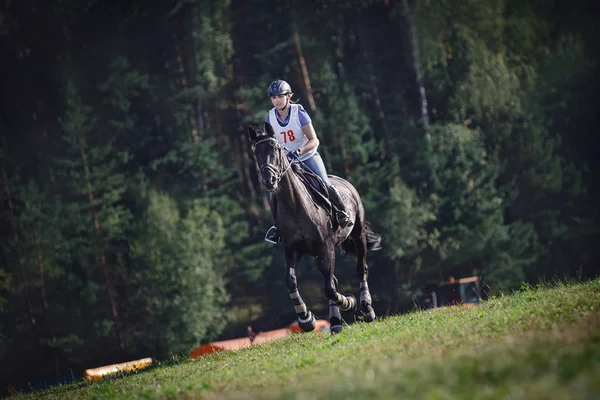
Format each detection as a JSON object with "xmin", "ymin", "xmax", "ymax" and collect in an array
[
  {"xmin": 337, "ymin": 212, "xmax": 354, "ymax": 229},
  {"xmin": 264, "ymin": 226, "xmax": 280, "ymax": 244}
]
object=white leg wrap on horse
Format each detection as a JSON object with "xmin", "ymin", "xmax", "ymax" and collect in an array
[
  {"xmin": 294, "ymin": 304, "xmax": 307, "ymax": 314},
  {"xmin": 290, "ymin": 290, "xmax": 300, "ymax": 299},
  {"xmin": 342, "ymin": 297, "xmax": 350, "ymax": 311},
  {"xmin": 360, "ymin": 281, "xmax": 372, "ymax": 304},
  {"xmin": 336, "ymin": 294, "xmax": 353, "ymax": 312},
  {"xmin": 334, "ymin": 293, "xmax": 347, "ymax": 309},
  {"xmin": 348, "ymin": 295, "xmax": 357, "ymax": 311},
  {"xmin": 329, "ymin": 300, "xmax": 341, "ymax": 319},
  {"xmin": 298, "ymin": 311, "xmax": 314, "ymax": 323},
  {"xmin": 362, "ymin": 293, "xmax": 372, "ymax": 304}
]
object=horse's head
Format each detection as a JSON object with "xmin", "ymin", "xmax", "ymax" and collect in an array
[{"xmin": 248, "ymin": 122, "xmax": 289, "ymax": 192}]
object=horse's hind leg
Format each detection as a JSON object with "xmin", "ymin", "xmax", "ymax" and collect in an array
[
  {"xmin": 353, "ymin": 225, "xmax": 376, "ymax": 322},
  {"xmin": 284, "ymin": 248, "xmax": 316, "ymax": 332}
]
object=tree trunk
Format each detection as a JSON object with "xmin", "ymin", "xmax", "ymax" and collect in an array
[
  {"xmin": 288, "ymin": 9, "xmax": 316, "ymax": 112},
  {"xmin": 171, "ymin": 28, "xmax": 208, "ymax": 192},
  {"xmin": 34, "ymin": 223, "xmax": 59, "ymax": 374},
  {"xmin": 234, "ymin": 84, "xmax": 259, "ymax": 211},
  {"xmin": 356, "ymin": 23, "xmax": 391, "ymax": 157},
  {"xmin": 172, "ymin": 31, "xmax": 200, "ymax": 143},
  {"xmin": 191, "ymin": 9, "xmax": 206, "ymax": 141},
  {"xmin": 331, "ymin": 20, "xmax": 352, "ymax": 179},
  {"xmin": 79, "ymin": 142, "xmax": 125, "ymax": 355},
  {"xmin": 401, "ymin": 0, "xmax": 429, "ymax": 130},
  {"xmin": 33, "ymin": 226, "xmax": 49, "ymax": 310},
  {"xmin": 196, "ymin": 98, "xmax": 205, "ymax": 141},
  {"xmin": 1, "ymin": 162, "xmax": 36, "ymax": 326}
]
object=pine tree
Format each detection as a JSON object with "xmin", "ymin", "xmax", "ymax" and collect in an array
[
  {"xmin": 374, "ymin": 178, "xmax": 437, "ymax": 313},
  {"xmin": 427, "ymin": 124, "xmax": 537, "ymax": 291},
  {"xmin": 414, "ymin": 0, "xmax": 592, "ymax": 290},
  {"xmin": 55, "ymin": 81, "xmax": 133, "ymax": 357},
  {"xmin": 129, "ymin": 190, "xmax": 229, "ymax": 358}
]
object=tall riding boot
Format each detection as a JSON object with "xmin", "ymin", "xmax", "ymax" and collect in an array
[
  {"xmin": 327, "ymin": 186, "xmax": 353, "ymax": 229},
  {"xmin": 265, "ymin": 193, "xmax": 280, "ymax": 244}
]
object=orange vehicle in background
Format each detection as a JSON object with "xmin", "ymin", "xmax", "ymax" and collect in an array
[{"xmin": 190, "ymin": 319, "xmax": 330, "ymax": 359}]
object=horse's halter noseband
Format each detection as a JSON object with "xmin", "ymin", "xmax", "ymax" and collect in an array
[{"xmin": 254, "ymin": 136, "xmax": 292, "ymax": 189}]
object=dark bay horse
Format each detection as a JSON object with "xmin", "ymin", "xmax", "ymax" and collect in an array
[{"xmin": 248, "ymin": 122, "xmax": 382, "ymax": 334}]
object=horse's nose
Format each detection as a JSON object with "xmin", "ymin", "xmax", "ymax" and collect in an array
[
  {"xmin": 263, "ymin": 175, "xmax": 275, "ymax": 186},
  {"xmin": 263, "ymin": 174, "xmax": 277, "ymax": 191}
]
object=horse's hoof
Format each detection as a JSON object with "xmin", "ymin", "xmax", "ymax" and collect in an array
[
  {"xmin": 362, "ymin": 307, "xmax": 376, "ymax": 323},
  {"xmin": 330, "ymin": 324, "xmax": 343, "ymax": 334},
  {"xmin": 298, "ymin": 312, "xmax": 316, "ymax": 332}
]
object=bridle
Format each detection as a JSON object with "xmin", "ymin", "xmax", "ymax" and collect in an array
[{"xmin": 254, "ymin": 136, "xmax": 292, "ymax": 189}]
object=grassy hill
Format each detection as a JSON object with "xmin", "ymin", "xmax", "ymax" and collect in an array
[{"xmin": 15, "ymin": 279, "xmax": 600, "ymax": 399}]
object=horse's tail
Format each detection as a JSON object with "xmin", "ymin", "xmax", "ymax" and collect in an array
[
  {"xmin": 365, "ymin": 221, "xmax": 382, "ymax": 251},
  {"xmin": 342, "ymin": 221, "xmax": 382, "ymax": 254}
]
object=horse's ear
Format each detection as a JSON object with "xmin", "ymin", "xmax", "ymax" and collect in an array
[
  {"xmin": 264, "ymin": 122, "xmax": 276, "ymax": 137},
  {"xmin": 248, "ymin": 125, "xmax": 259, "ymax": 142}
]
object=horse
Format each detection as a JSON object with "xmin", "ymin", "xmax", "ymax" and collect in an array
[{"xmin": 248, "ymin": 122, "xmax": 382, "ymax": 334}]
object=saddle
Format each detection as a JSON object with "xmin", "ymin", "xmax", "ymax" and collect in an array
[{"xmin": 291, "ymin": 163, "xmax": 335, "ymax": 219}]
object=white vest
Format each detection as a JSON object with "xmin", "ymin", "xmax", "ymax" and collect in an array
[{"xmin": 268, "ymin": 104, "xmax": 317, "ymax": 162}]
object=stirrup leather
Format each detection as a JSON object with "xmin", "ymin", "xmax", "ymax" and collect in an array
[{"xmin": 264, "ymin": 226, "xmax": 280, "ymax": 244}]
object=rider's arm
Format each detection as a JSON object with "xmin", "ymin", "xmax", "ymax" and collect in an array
[{"xmin": 299, "ymin": 123, "xmax": 320, "ymax": 155}]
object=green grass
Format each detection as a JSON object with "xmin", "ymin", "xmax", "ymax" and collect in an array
[{"xmin": 15, "ymin": 279, "xmax": 600, "ymax": 399}]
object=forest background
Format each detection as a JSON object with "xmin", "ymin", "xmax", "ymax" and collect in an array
[{"xmin": 1, "ymin": 0, "xmax": 598, "ymax": 389}]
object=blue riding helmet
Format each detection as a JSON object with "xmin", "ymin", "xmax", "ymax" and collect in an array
[{"xmin": 268, "ymin": 80, "xmax": 292, "ymax": 97}]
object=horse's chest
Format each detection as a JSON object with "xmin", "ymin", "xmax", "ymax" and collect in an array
[
  {"xmin": 278, "ymin": 208, "xmax": 330, "ymax": 254},
  {"xmin": 281, "ymin": 230, "xmax": 326, "ymax": 255}
]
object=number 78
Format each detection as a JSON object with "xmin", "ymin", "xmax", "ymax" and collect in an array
[{"xmin": 279, "ymin": 130, "xmax": 296, "ymax": 143}]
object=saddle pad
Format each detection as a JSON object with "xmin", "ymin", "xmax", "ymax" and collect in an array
[{"xmin": 333, "ymin": 185, "xmax": 351, "ymax": 202}]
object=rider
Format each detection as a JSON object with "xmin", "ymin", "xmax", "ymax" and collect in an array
[{"xmin": 264, "ymin": 79, "xmax": 353, "ymax": 244}]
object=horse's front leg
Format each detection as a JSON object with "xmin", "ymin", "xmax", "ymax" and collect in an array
[
  {"xmin": 315, "ymin": 243, "xmax": 357, "ymax": 334},
  {"xmin": 284, "ymin": 248, "xmax": 316, "ymax": 332}
]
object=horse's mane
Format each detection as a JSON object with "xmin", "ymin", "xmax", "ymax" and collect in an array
[{"xmin": 290, "ymin": 162, "xmax": 303, "ymax": 174}]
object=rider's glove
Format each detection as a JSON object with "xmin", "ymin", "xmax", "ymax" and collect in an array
[{"xmin": 287, "ymin": 149, "xmax": 301, "ymax": 160}]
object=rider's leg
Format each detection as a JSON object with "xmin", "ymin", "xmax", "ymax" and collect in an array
[
  {"xmin": 300, "ymin": 153, "xmax": 353, "ymax": 228},
  {"xmin": 299, "ymin": 152, "xmax": 331, "ymax": 185},
  {"xmin": 327, "ymin": 185, "xmax": 353, "ymax": 228},
  {"xmin": 265, "ymin": 193, "xmax": 279, "ymax": 243}
]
